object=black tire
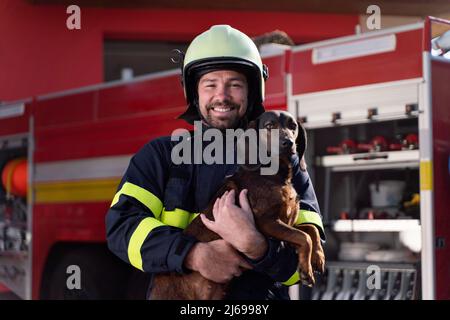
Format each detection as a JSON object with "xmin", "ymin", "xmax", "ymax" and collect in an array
[{"xmin": 40, "ymin": 244, "xmax": 132, "ymax": 300}]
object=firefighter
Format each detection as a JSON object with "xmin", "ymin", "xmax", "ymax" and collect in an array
[{"xmin": 106, "ymin": 24, "xmax": 325, "ymax": 299}]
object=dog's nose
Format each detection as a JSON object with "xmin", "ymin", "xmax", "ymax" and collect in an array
[{"xmin": 281, "ymin": 139, "xmax": 293, "ymax": 149}]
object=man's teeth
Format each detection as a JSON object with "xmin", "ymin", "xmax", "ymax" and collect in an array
[{"xmin": 213, "ymin": 107, "xmax": 232, "ymax": 112}]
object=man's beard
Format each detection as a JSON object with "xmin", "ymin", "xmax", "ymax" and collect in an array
[{"xmin": 204, "ymin": 100, "xmax": 243, "ymax": 129}]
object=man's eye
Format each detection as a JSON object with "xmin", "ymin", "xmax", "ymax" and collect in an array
[{"xmin": 231, "ymin": 83, "xmax": 242, "ymax": 88}]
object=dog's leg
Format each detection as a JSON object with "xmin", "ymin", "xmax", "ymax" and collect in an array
[
  {"xmin": 150, "ymin": 273, "xmax": 226, "ymax": 300},
  {"xmin": 296, "ymin": 224, "xmax": 325, "ymax": 274},
  {"xmin": 256, "ymin": 219, "xmax": 315, "ymax": 286}
]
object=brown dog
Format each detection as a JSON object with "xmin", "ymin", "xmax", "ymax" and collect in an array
[{"xmin": 150, "ymin": 110, "xmax": 325, "ymax": 299}]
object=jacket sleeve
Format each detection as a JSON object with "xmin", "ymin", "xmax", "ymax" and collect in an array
[
  {"xmin": 245, "ymin": 154, "xmax": 325, "ymax": 285},
  {"xmin": 105, "ymin": 138, "xmax": 197, "ymax": 274}
]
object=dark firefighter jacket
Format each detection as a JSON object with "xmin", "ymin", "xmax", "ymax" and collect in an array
[{"xmin": 105, "ymin": 128, "xmax": 325, "ymax": 300}]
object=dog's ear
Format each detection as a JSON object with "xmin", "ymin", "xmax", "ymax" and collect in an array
[
  {"xmin": 296, "ymin": 121, "xmax": 308, "ymax": 171},
  {"xmin": 240, "ymin": 118, "xmax": 262, "ymax": 171}
]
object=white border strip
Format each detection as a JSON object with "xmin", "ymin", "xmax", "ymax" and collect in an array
[
  {"xmin": 312, "ymin": 34, "xmax": 396, "ymax": 64},
  {"xmin": 0, "ymin": 103, "xmax": 25, "ymax": 120},
  {"xmin": 292, "ymin": 22, "xmax": 423, "ymax": 53},
  {"xmin": 26, "ymin": 116, "xmax": 34, "ymax": 300},
  {"xmin": 37, "ymin": 69, "xmax": 180, "ymax": 101},
  {"xmin": 35, "ymin": 155, "xmax": 133, "ymax": 182},
  {"xmin": 419, "ymin": 52, "xmax": 435, "ymax": 300},
  {"xmin": 291, "ymin": 77, "xmax": 423, "ymax": 100}
]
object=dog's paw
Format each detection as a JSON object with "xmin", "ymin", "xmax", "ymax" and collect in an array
[
  {"xmin": 311, "ymin": 248, "xmax": 326, "ymax": 274},
  {"xmin": 300, "ymin": 269, "xmax": 315, "ymax": 287},
  {"xmin": 298, "ymin": 259, "xmax": 315, "ymax": 287}
]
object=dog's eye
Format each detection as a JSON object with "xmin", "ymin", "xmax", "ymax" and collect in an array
[
  {"xmin": 289, "ymin": 123, "xmax": 297, "ymax": 130},
  {"xmin": 265, "ymin": 123, "xmax": 274, "ymax": 129}
]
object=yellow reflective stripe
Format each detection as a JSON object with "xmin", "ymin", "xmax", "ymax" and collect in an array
[
  {"xmin": 111, "ymin": 182, "xmax": 163, "ymax": 219},
  {"xmin": 295, "ymin": 210, "xmax": 322, "ymax": 227},
  {"xmin": 295, "ymin": 209, "xmax": 325, "ymax": 241},
  {"xmin": 35, "ymin": 178, "xmax": 120, "ymax": 204},
  {"xmin": 160, "ymin": 208, "xmax": 192, "ymax": 229},
  {"xmin": 189, "ymin": 213, "xmax": 200, "ymax": 224},
  {"xmin": 420, "ymin": 161, "xmax": 433, "ymax": 191},
  {"xmin": 282, "ymin": 271, "xmax": 300, "ymax": 286},
  {"xmin": 128, "ymin": 217, "xmax": 165, "ymax": 271},
  {"xmin": 127, "ymin": 208, "xmax": 196, "ymax": 270}
]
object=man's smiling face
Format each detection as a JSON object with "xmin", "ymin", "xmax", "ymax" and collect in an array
[{"xmin": 197, "ymin": 70, "xmax": 248, "ymax": 129}]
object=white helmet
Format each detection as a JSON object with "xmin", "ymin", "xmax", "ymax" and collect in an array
[{"xmin": 178, "ymin": 25, "xmax": 269, "ymax": 124}]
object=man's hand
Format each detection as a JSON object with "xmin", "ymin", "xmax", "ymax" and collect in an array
[
  {"xmin": 200, "ymin": 189, "xmax": 268, "ymax": 260},
  {"xmin": 184, "ymin": 239, "xmax": 253, "ymax": 283}
]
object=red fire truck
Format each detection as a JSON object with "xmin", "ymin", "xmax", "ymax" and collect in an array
[
  {"xmin": 286, "ymin": 17, "xmax": 450, "ymax": 301},
  {"xmin": 0, "ymin": 17, "xmax": 449, "ymax": 300}
]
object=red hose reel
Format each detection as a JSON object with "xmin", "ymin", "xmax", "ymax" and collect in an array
[
  {"xmin": 326, "ymin": 134, "xmax": 419, "ymax": 155},
  {"xmin": 1, "ymin": 158, "xmax": 28, "ymax": 198}
]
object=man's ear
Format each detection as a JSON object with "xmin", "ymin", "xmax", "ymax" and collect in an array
[{"xmin": 296, "ymin": 121, "xmax": 308, "ymax": 171}]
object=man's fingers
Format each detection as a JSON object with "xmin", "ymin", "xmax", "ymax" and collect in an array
[
  {"xmin": 219, "ymin": 191, "xmax": 228, "ymax": 211},
  {"xmin": 238, "ymin": 258, "xmax": 253, "ymax": 270},
  {"xmin": 225, "ymin": 189, "xmax": 236, "ymax": 206},
  {"xmin": 239, "ymin": 189, "xmax": 252, "ymax": 212},
  {"xmin": 212, "ymin": 198, "xmax": 220, "ymax": 219},
  {"xmin": 200, "ymin": 214, "xmax": 215, "ymax": 231}
]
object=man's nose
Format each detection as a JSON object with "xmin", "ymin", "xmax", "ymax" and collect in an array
[{"xmin": 214, "ymin": 85, "xmax": 230, "ymax": 100}]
